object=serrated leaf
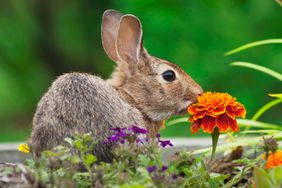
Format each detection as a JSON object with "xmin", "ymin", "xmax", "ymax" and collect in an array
[
  {"xmin": 70, "ymin": 155, "xmax": 81, "ymax": 164},
  {"xmin": 42, "ymin": 150, "xmax": 55, "ymax": 157},
  {"xmin": 74, "ymin": 140, "xmax": 83, "ymax": 150},
  {"xmin": 84, "ymin": 154, "xmax": 97, "ymax": 167}
]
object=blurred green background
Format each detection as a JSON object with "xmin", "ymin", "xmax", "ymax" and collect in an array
[{"xmin": 0, "ymin": 0, "xmax": 281, "ymax": 141}]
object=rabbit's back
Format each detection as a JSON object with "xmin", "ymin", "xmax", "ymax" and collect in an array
[{"xmin": 31, "ymin": 72, "xmax": 144, "ymax": 159}]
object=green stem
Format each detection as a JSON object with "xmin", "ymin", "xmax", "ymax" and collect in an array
[
  {"xmin": 211, "ymin": 127, "xmax": 220, "ymax": 160},
  {"xmin": 252, "ymin": 98, "xmax": 282, "ymax": 121},
  {"xmin": 224, "ymin": 39, "xmax": 282, "ymax": 56},
  {"xmin": 244, "ymin": 98, "xmax": 282, "ymax": 131},
  {"xmin": 230, "ymin": 62, "xmax": 282, "ymax": 81}
]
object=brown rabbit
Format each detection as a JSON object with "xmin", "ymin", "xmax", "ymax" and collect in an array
[{"xmin": 31, "ymin": 9, "xmax": 203, "ymax": 161}]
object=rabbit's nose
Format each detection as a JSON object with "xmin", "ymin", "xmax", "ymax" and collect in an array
[{"xmin": 184, "ymin": 86, "xmax": 203, "ymax": 103}]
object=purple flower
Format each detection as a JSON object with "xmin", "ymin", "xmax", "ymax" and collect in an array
[
  {"xmin": 161, "ymin": 165, "xmax": 168, "ymax": 171},
  {"xmin": 107, "ymin": 127, "xmax": 128, "ymax": 143},
  {"xmin": 171, "ymin": 174, "xmax": 178, "ymax": 180},
  {"xmin": 155, "ymin": 133, "xmax": 173, "ymax": 148},
  {"xmin": 147, "ymin": 166, "xmax": 157, "ymax": 173},
  {"xmin": 156, "ymin": 133, "xmax": 161, "ymax": 139},
  {"xmin": 159, "ymin": 140, "xmax": 173, "ymax": 148},
  {"xmin": 135, "ymin": 137, "xmax": 145, "ymax": 144},
  {"xmin": 108, "ymin": 135, "xmax": 119, "ymax": 142},
  {"xmin": 107, "ymin": 126, "xmax": 150, "ymax": 144},
  {"xmin": 128, "ymin": 125, "xmax": 148, "ymax": 134},
  {"xmin": 111, "ymin": 127, "xmax": 126, "ymax": 133}
]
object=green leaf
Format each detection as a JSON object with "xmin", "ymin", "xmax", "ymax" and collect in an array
[
  {"xmin": 42, "ymin": 150, "xmax": 56, "ymax": 157},
  {"xmin": 253, "ymin": 167, "xmax": 273, "ymax": 188},
  {"xmin": 275, "ymin": 0, "xmax": 282, "ymax": 7},
  {"xmin": 192, "ymin": 132, "xmax": 282, "ymax": 155},
  {"xmin": 74, "ymin": 140, "xmax": 83, "ymax": 151},
  {"xmin": 64, "ymin": 137, "xmax": 73, "ymax": 146},
  {"xmin": 166, "ymin": 117, "xmax": 188, "ymax": 126},
  {"xmin": 269, "ymin": 94, "xmax": 282, "ymax": 99},
  {"xmin": 70, "ymin": 155, "xmax": 81, "ymax": 164},
  {"xmin": 240, "ymin": 130, "xmax": 280, "ymax": 134},
  {"xmin": 252, "ymin": 99, "xmax": 282, "ymax": 121},
  {"xmin": 237, "ymin": 119, "xmax": 281, "ymax": 130},
  {"xmin": 60, "ymin": 154, "xmax": 70, "ymax": 161},
  {"xmin": 269, "ymin": 167, "xmax": 282, "ymax": 187},
  {"xmin": 243, "ymin": 98, "xmax": 282, "ymax": 132},
  {"xmin": 224, "ymin": 39, "xmax": 282, "ymax": 56},
  {"xmin": 120, "ymin": 185, "xmax": 147, "ymax": 188},
  {"xmin": 84, "ymin": 154, "xmax": 97, "ymax": 167},
  {"xmin": 230, "ymin": 62, "xmax": 282, "ymax": 81}
]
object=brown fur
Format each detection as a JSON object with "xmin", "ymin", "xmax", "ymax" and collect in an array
[{"xmin": 31, "ymin": 10, "xmax": 202, "ymax": 161}]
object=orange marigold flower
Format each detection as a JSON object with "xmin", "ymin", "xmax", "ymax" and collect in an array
[
  {"xmin": 188, "ymin": 92, "xmax": 246, "ymax": 133},
  {"xmin": 264, "ymin": 150, "xmax": 282, "ymax": 169}
]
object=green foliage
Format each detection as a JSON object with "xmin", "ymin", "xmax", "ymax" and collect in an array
[
  {"xmin": 0, "ymin": 1, "xmax": 282, "ymax": 140},
  {"xmin": 253, "ymin": 167, "xmax": 282, "ymax": 188},
  {"xmin": 24, "ymin": 133, "xmax": 228, "ymax": 188},
  {"xmin": 19, "ymin": 127, "xmax": 281, "ymax": 187},
  {"xmin": 230, "ymin": 62, "xmax": 282, "ymax": 81},
  {"xmin": 224, "ymin": 39, "xmax": 282, "ymax": 56},
  {"xmin": 168, "ymin": 37, "xmax": 282, "ymax": 156}
]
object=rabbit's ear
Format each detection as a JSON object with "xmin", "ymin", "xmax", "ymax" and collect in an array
[
  {"xmin": 101, "ymin": 10, "xmax": 123, "ymax": 62},
  {"xmin": 116, "ymin": 15, "xmax": 143, "ymax": 65}
]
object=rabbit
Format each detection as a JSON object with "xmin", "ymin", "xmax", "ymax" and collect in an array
[{"xmin": 30, "ymin": 9, "xmax": 203, "ymax": 161}]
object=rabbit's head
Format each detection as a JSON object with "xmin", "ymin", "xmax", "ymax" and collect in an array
[{"xmin": 102, "ymin": 10, "xmax": 202, "ymax": 122}]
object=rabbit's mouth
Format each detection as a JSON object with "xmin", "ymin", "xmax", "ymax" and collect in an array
[{"xmin": 176, "ymin": 100, "xmax": 193, "ymax": 115}]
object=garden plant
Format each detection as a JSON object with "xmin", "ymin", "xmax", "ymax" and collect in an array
[
  {"xmin": 12, "ymin": 40, "xmax": 282, "ymax": 187},
  {"xmin": 0, "ymin": 1, "xmax": 281, "ymax": 188}
]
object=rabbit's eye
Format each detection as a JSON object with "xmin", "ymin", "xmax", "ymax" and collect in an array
[{"xmin": 162, "ymin": 70, "xmax": 176, "ymax": 82}]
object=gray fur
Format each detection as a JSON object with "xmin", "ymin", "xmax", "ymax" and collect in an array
[{"xmin": 31, "ymin": 73, "xmax": 144, "ymax": 161}]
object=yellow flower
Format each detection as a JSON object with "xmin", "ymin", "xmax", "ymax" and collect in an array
[
  {"xmin": 264, "ymin": 150, "xmax": 282, "ymax": 169},
  {"xmin": 18, "ymin": 143, "xmax": 30, "ymax": 154}
]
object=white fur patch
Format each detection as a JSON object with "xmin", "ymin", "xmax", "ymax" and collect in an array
[
  {"xmin": 149, "ymin": 111, "xmax": 173, "ymax": 121},
  {"xmin": 177, "ymin": 100, "xmax": 193, "ymax": 114}
]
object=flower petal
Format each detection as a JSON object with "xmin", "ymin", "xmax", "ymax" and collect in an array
[
  {"xmin": 234, "ymin": 106, "xmax": 247, "ymax": 118},
  {"xmin": 190, "ymin": 120, "xmax": 202, "ymax": 133},
  {"xmin": 226, "ymin": 108, "xmax": 236, "ymax": 120},
  {"xmin": 188, "ymin": 115, "xmax": 194, "ymax": 122},
  {"xmin": 187, "ymin": 105, "xmax": 197, "ymax": 115},
  {"xmin": 215, "ymin": 115, "xmax": 228, "ymax": 132},
  {"xmin": 211, "ymin": 107, "xmax": 226, "ymax": 116},
  {"xmin": 202, "ymin": 116, "xmax": 216, "ymax": 133},
  {"xmin": 193, "ymin": 111, "xmax": 206, "ymax": 120},
  {"xmin": 230, "ymin": 121, "xmax": 239, "ymax": 132}
]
